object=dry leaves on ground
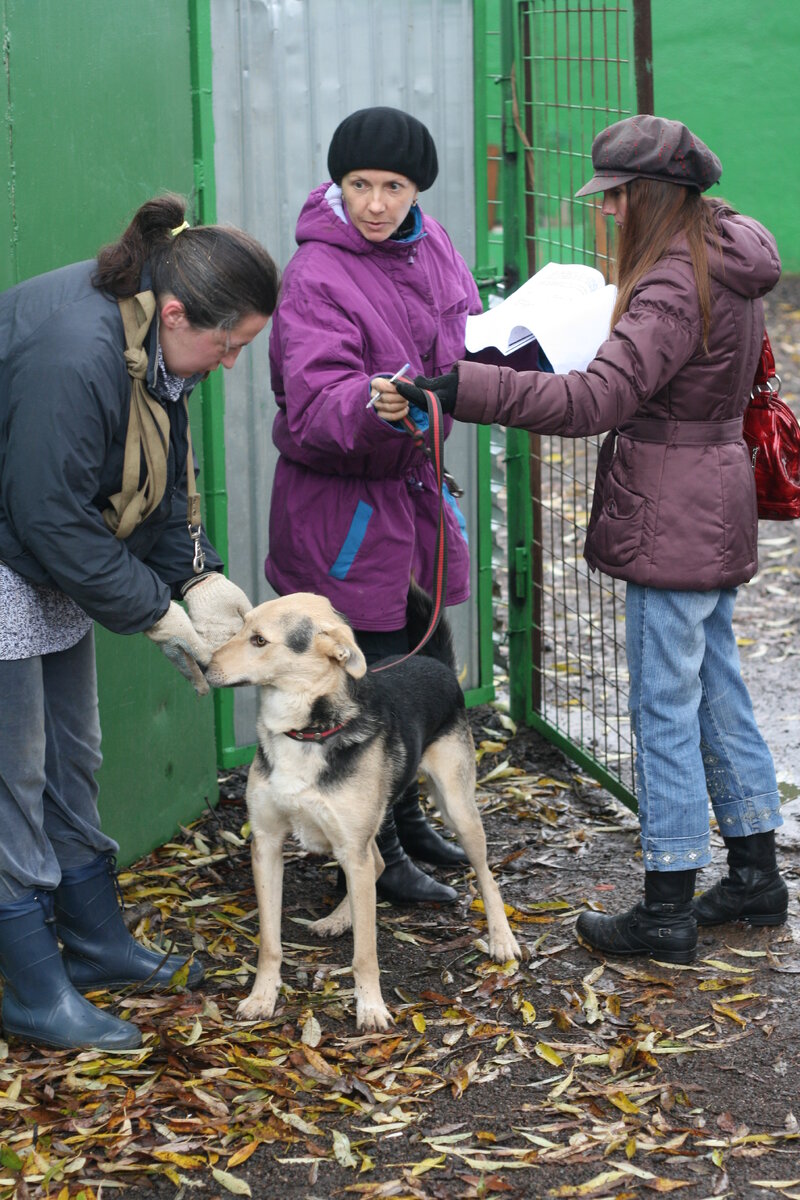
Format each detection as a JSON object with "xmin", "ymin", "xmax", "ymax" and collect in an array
[{"xmin": 0, "ymin": 716, "xmax": 797, "ymax": 1199}]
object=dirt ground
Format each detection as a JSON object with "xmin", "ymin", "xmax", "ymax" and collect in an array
[{"xmin": 1, "ymin": 281, "xmax": 799, "ymax": 1200}]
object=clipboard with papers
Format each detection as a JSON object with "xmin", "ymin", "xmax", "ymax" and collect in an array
[{"xmin": 465, "ymin": 262, "xmax": 617, "ymax": 375}]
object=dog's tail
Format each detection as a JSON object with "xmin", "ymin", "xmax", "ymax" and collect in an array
[{"xmin": 405, "ymin": 579, "xmax": 456, "ymax": 671}]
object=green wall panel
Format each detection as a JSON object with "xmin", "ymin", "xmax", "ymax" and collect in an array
[
  {"xmin": 652, "ymin": 0, "xmax": 800, "ymax": 272},
  {"xmin": 92, "ymin": 630, "xmax": 218, "ymax": 859},
  {"xmin": 1, "ymin": 0, "xmax": 219, "ymax": 865},
  {"xmin": 3, "ymin": 0, "xmax": 196, "ymax": 283}
]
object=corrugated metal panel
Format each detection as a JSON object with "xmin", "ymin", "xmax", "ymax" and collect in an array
[{"xmin": 210, "ymin": 0, "xmax": 478, "ymax": 748}]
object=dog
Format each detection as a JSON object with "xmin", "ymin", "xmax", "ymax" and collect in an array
[{"xmin": 205, "ymin": 586, "xmax": 521, "ymax": 1031}]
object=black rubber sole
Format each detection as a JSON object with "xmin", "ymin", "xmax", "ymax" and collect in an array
[
  {"xmin": 576, "ymin": 929, "xmax": 697, "ymax": 965},
  {"xmin": 696, "ymin": 909, "xmax": 788, "ymax": 928},
  {"xmin": 2, "ymin": 1023, "xmax": 142, "ymax": 1051},
  {"xmin": 742, "ymin": 910, "xmax": 789, "ymax": 927}
]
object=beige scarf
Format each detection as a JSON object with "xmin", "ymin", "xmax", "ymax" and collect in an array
[{"xmin": 103, "ymin": 291, "xmax": 201, "ymax": 555}]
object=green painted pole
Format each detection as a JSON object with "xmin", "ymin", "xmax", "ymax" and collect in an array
[
  {"xmin": 464, "ymin": 1, "xmax": 498, "ymax": 710},
  {"xmin": 187, "ymin": 0, "xmax": 239, "ymax": 765},
  {"xmin": 464, "ymin": 424, "xmax": 496, "ymax": 708},
  {"xmin": 498, "ymin": 0, "xmax": 534, "ymax": 725}
]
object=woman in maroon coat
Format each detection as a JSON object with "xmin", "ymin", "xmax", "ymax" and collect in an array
[{"xmin": 377, "ymin": 115, "xmax": 788, "ymax": 963}]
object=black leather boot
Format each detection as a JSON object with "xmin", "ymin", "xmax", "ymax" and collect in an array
[
  {"xmin": 0, "ymin": 892, "xmax": 141, "ymax": 1050},
  {"xmin": 576, "ymin": 870, "xmax": 698, "ymax": 964},
  {"xmin": 55, "ymin": 854, "xmax": 204, "ymax": 991},
  {"xmin": 393, "ymin": 788, "xmax": 468, "ymax": 866},
  {"xmin": 693, "ymin": 831, "xmax": 788, "ymax": 926},
  {"xmin": 373, "ymin": 810, "xmax": 457, "ymax": 904}
]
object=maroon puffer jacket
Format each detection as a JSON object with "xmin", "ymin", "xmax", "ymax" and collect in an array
[{"xmin": 456, "ymin": 203, "xmax": 781, "ymax": 590}]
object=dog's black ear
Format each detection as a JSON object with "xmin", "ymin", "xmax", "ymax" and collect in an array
[{"xmin": 316, "ymin": 625, "xmax": 367, "ymax": 679}]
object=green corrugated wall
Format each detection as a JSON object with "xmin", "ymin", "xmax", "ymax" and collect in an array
[{"xmin": 1, "ymin": 0, "xmax": 219, "ymax": 864}]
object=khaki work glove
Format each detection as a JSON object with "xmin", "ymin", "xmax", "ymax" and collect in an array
[
  {"xmin": 145, "ymin": 601, "xmax": 213, "ymax": 695},
  {"xmin": 181, "ymin": 572, "xmax": 253, "ymax": 649}
]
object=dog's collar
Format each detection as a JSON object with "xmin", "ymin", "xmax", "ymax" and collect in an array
[{"xmin": 284, "ymin": 721, "xmax": 349, "ymax": 743}]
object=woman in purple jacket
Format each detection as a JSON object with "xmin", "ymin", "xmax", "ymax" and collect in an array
[
  {"xmin": 380, "ymin": 115, "xmax": 788, "ymax": 961},
  {"xmin": 266, "ymin": 107, "xmax": 482, "ymax": 905}
]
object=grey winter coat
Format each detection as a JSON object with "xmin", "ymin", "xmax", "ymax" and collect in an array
[
  {"xmin": 0, "ymin": 260, "xmax": 221, "ymax": 634},
  {"xmin": 455, "ymin": 204, "xmax": 781, "ymax": 591}
]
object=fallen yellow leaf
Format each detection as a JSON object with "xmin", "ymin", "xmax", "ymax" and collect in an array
[
  {"xmin": 535, "ymin": 1042, "xmax": 565, "ymax": 1067},
  {"xmin": 211, "ymin": 1166, "xmax": 252, "ymax": 1195},
  {"xmin": 410, "ymin": 1153, "xmax": 447, "ymax": 1176}
]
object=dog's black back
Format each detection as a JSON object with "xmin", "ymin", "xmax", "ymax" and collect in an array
[{"xmin": 336, "ymin": 583, "xmax": 469, "ymax": 802}]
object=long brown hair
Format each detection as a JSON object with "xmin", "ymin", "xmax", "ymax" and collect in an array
[
  {"xmin": 610, "ymin": 178, "xmax": 723, "ymax": 349},
  {"xmin": 93, "ymin": 194, "xmax": 279, "ymax": 329}
]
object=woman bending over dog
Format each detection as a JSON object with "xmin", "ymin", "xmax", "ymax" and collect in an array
[{"xmin": 0, "ymin": 195, "xmax": 279, "ymax": 1049}]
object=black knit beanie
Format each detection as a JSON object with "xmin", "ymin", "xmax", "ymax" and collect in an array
[{"xmin": 327, "ymin": 106, "xmax": 439, "ymax": 192}]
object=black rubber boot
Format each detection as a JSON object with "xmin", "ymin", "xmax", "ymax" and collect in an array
[
  {"xmin": 0, "ymin": 892, "xmax": 141, "ymax": 1050},
  {"xmin": 693, "ymin": 831, "xmax": 788, "ymax": 927},
  {"xmin": 373, "ymin": 810, "xmax": 457, "ymax": 904},
  {"xmin": 576, "ymin": 870, "xmax": 698, "ymax": 964},
  {"xmin": 55, "ymin": 854, "xmax": 204, "ymax": 991},
  {"xmin": 393, "ymin": 788, "xmax": 468, "ymax": 866}
]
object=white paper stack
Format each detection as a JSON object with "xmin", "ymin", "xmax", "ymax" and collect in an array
[{"xmin": 465, "ymin": 262, "xmax": 617, "ymax": 374}]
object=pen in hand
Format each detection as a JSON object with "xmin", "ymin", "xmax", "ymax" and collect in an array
[{"xmin": 366, "ymin": 362, "xmax": 411, "ymax": 409}]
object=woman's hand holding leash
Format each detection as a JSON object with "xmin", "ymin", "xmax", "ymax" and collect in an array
[
  {"xmin": 371, "ymin": 371, "xmax": 459, "ymax": 422},
  {"xmin": 369, "ymin": 374, "xmax": 411, "ymax": 422},
  {"xmin": 396, "ymin": 370, "xmax": 459, "ymax": 416}
]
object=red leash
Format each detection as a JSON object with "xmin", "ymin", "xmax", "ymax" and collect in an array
[
  {"xmin": 371, "ymin": 382, "xmax": 448, "ymax": 674},
  {"xmin": 283, "ymin": 382, "xmax": 450, "ymax": 739}
]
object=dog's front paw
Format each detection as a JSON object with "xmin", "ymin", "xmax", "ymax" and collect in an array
[
  {"xmin": 356, "ymin": 999, "xmax": 394, "ymax": 1032},
  {"xmin": 237, "ymin": 983, "xmax": 281, "ymax": 1022},
  {"xmin": 489, "ymin": 930, "xmax": 523, "ymax": 965}
]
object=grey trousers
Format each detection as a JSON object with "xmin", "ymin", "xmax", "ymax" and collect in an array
[{"xmin": 0, "ymin": 631, "xmax": 118, "ymax": 902}]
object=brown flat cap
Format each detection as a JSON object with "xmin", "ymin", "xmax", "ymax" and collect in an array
[{"xmin": 576, "ymin": 114, "xmax": 722, "ymax": 197}]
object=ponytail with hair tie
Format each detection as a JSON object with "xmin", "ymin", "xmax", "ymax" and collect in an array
[{"xmin": 92, "ymin": 192, "xmax": 279, "ymax": 329}]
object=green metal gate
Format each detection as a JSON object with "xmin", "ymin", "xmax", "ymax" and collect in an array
[{"xmin": 475, "ymin": 0, "xmax": 653, "ymax": 809}]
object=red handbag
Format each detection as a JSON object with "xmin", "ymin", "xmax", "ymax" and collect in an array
[{"xmin": 742, "ymin": 330, "xmax": 800, "ymax": 520}]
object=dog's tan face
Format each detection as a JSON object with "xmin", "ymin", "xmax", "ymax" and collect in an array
[{"xmin": 205, "ymin": 593, "xmax": 367, "ymax": 692}]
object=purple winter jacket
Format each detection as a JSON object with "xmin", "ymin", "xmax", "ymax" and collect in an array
[
  {"xmin": 456, "ymin": 204, "xmax": 781, "ymax": 591},
  {"xmin": 266, "ymin": 183, "xmax": 482, "ymax": 630}
]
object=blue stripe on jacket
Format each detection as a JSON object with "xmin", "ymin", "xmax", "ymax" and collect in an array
[{"xmin": 329, "ymin": 500, "xmax": 373, "ymax": 579}]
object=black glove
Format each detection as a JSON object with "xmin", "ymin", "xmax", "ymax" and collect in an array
[{"xmin": 396, "ymin": 369, "xmax": 458, "ymax": 416}]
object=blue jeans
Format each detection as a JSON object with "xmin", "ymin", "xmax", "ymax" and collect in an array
[
  {"xmin": 625, "ymin": 584, "xmax": 781, "ymax": 872},
  {"xmin": 0, "ymin": 631, "xmax": 117, "ymax": 902}
]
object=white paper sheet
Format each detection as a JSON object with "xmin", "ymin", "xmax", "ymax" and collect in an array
[{"xmin": 465, "ymin": 262, "xmax": 617, "ymax": 374}]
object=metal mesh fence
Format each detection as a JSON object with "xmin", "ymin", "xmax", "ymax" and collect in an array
[
  {"xmin": 519, "ymin": 0, "xmax": 637, "ymax": 797},
  {"xmin": 479, "ymin": 0, "xmax": 641, "ymax": 802}
]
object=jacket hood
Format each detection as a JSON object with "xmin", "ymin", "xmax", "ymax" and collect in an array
[
  {"xmin": 294, "ymin": 182, "xmax": 424, "ymax": 258},
  {"xmin": 707, "ymin": 203, "xmax": 781, "ymax": 299}
]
